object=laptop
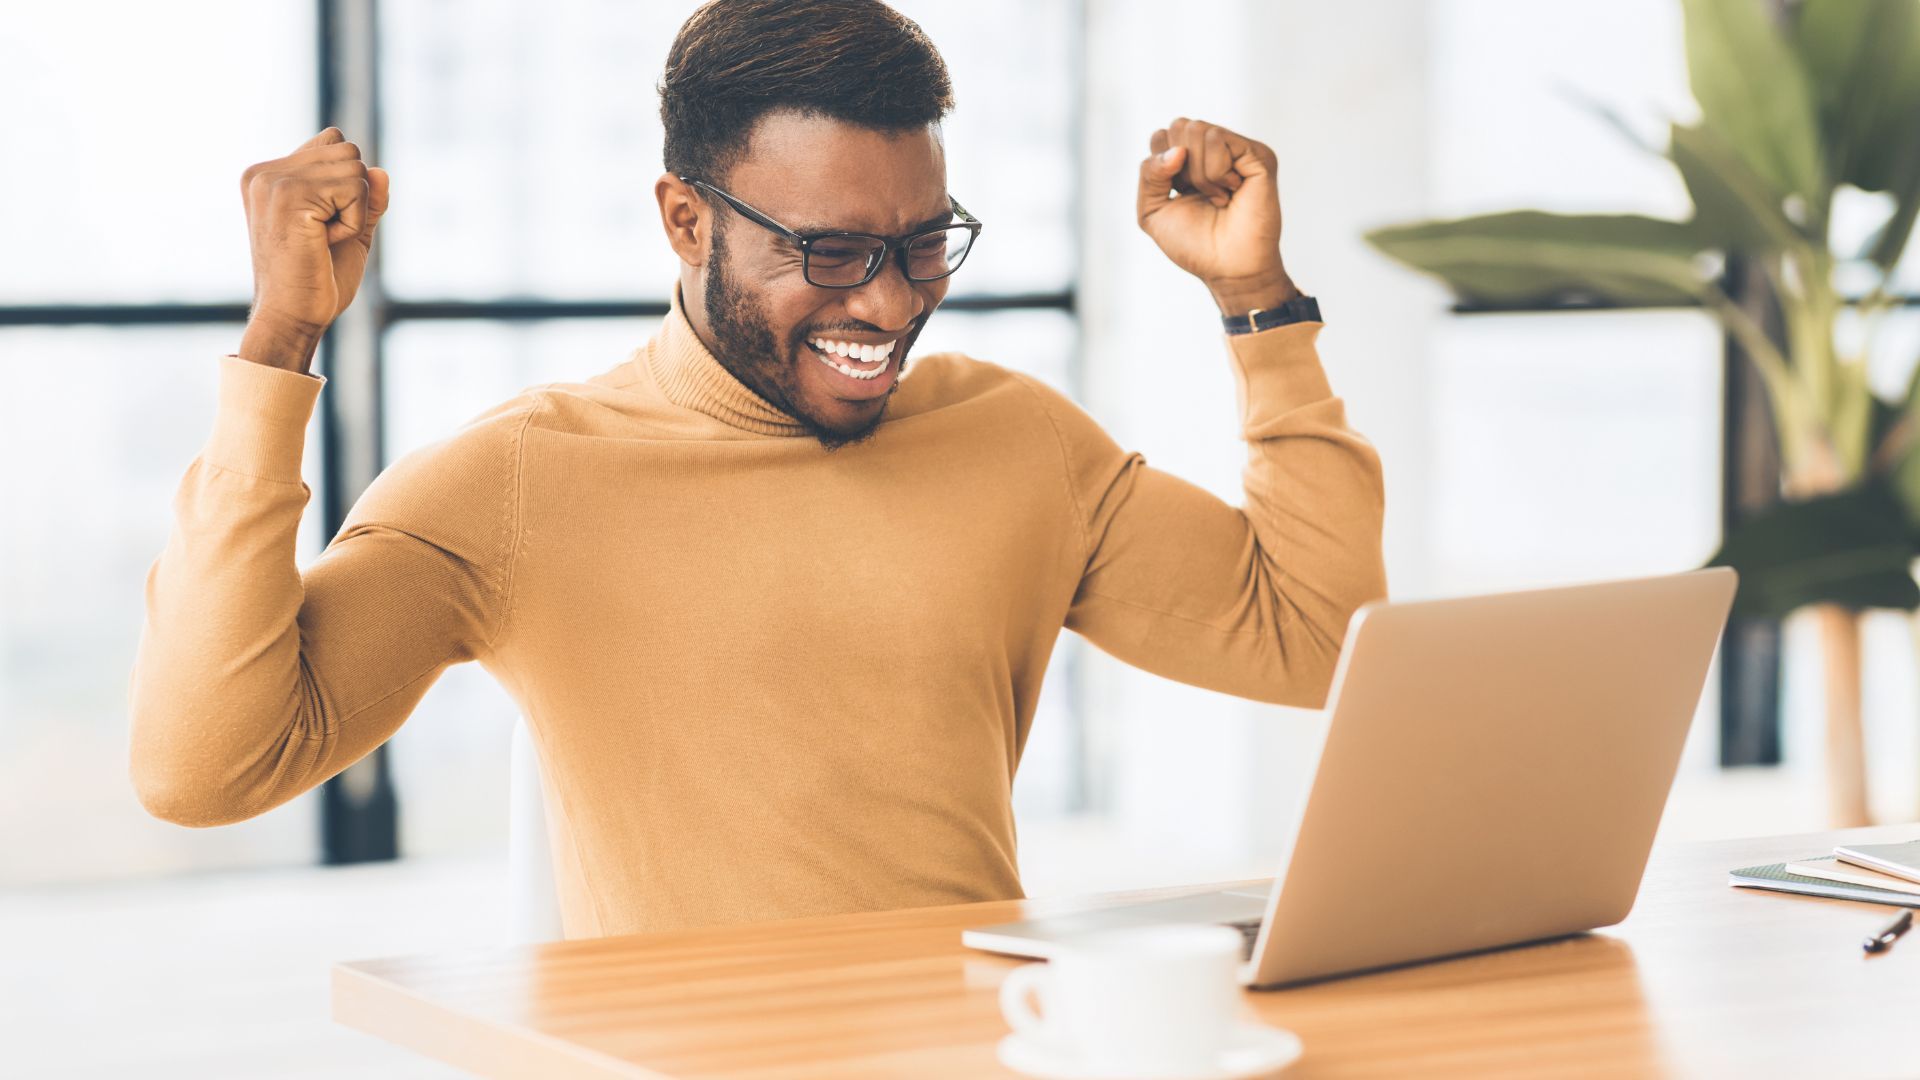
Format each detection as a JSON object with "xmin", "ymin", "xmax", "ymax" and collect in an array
[{"xmin": 963, "ymin": 567, "xmax": 1738, "ymax": 989}]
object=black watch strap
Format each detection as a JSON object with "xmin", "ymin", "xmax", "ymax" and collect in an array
[{"xmin": 1222, "ymin": 293, "xmax": 1321, "ymax": 335}]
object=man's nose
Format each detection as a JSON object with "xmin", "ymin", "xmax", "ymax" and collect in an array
[{"xmin": 842, "ymin": 250, "xmax": 925, "ymax": 331}]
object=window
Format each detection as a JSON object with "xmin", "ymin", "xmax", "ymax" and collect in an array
[
  {"xmin": 1428, "ymin": 310, "xmax": 1724, "ymax": 595},
  {"xmin": 0, "ymin": 3, "xmax": 319, "ymax": 885},
  {"xmin": 1428, "ymin": 0, "xmax": 1729, "ymax": 773},
  {"xmin": 1429, "ymin": 0, "xmax": 1712, "ymax": 583},
  {"xmin": 0, "ymin": 325, "xmax": 327, "ymax": 884},
  {"xmin": 1, "ymin": 4, "xmax": 316, "ymax": 304}
]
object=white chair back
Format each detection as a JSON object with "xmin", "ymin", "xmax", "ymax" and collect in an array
[{"xmin": 507, "ymin": 717, "xmax": 567, "ymax": 943}]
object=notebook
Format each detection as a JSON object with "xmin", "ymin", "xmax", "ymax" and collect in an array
[
  {"xmin": 1783, "ymin": 857, "xmax": 1920, "ymax": 897},
  {"xmin": 1833, "ymin": 840, "xmax": 1920, "ymax": 886},
  {"xmin": 1730, "ymin": 858, "xmax": 1920, "ymax": 909}
]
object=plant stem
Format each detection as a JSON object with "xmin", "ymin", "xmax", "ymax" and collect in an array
[
  {"xmin": 1704, "ymin": 282, "xmax": 1820, "ymax": 477},
  {"xmin": 1766, "ymin": 250, "xmax": 1828, "ymax": 417}
]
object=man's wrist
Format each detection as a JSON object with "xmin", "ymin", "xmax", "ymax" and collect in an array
[
  {"xmin": 237, "ymin": 317, "xmax": 326, "ymax": 375},
  {"xmin": 1221, "ymin": 294, "xmax": 1321, "ymax": 336},
  {"xmin": 1206, "ymin": 267, "xmax": 1303, "ymax": 317}
]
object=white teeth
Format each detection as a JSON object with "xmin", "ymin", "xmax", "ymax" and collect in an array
[
  {"xmin": 812, "ymin": 349, "xmax": 894, "ymax": 381},
  {"xmin": 809, "ymin": 337, "xmax": 898, "ymax": 364}
]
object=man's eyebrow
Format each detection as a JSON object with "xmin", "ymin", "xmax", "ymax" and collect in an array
[
  {"xmin": 793, "ymin": 205, "xmax": 955, "ymax": 236},
  {"xmin": 905, "ymin": 206, "xmax": 957, "ymax": 231}
]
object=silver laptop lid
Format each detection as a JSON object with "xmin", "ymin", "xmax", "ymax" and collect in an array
[{"xmin": 1244, "ymin": 567, "xmax": 1737, "ymax": 987}]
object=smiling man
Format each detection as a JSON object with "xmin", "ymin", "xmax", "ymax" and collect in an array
[
  {"xmin": 129, "ymin": 0, "xmax": 1387, "ymax": 937},
  {"xmin": 657, "ymin": 1, "xmax": 969, "ymax": 449}
]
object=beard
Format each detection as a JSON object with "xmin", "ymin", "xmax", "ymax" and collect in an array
[{"xmin": 701, "ymin": 223, "xmax": 928, "ymax": 452}]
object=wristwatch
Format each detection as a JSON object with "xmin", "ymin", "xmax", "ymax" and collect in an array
[{"xmin": 1222, "ymin": 294, "xmax": 1321, "ymax": 335}]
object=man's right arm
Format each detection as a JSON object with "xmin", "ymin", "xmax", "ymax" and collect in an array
[
  {"xmin": 128, "ymin": 125, "xmax": 535, "ymax": 826},
  {"xmin": 128, "ymin": 349, "xmax": 538, "ymax": 826}
]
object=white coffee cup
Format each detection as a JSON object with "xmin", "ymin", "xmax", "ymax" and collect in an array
[{"xmin": 997, "ymin": 923, "xmax": 1247, "ymax": 1074}]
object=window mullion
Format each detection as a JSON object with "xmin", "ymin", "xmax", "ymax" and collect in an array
[{"xmin": 317, "ymin": 0, "xmax": 400, "ymax": 866}]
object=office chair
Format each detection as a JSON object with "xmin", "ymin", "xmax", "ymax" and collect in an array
[{"xmin": 507, "ymin": 717, "xmax": 567, "ymax": 943}]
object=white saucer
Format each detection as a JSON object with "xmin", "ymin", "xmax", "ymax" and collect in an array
[{"xmin": 996, "ymin": 1020, "xmax": 1303, "ymax": 1080}]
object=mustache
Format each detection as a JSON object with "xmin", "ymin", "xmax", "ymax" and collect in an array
[{"xmin": 801, "ymin": 310, "xmax": 933, "ymax": 339}]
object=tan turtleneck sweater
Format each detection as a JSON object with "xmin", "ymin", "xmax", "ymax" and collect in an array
[{"xmin": 128, "ymin": 285, "xmax": 1386, "ymax": 937}]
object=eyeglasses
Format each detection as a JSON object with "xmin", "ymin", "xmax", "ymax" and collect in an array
[{"xmin": 679, "ymin": 175, "xmax": 983, "ymax": 289}]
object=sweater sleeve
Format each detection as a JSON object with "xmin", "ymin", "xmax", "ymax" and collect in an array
[
  {"xmin": 128, "ymin": 354, "xmax": 538, "ymax": 827},
  {"xmin": 1024, "ymin": 319, "xmax": 1388, "ymax": 708}
]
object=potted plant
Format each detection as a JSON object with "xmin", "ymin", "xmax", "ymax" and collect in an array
[{"xmin": 1361, "ymin": 0, "xmax": 1920, "ymax": 826}]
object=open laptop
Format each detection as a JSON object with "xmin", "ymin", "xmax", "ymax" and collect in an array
[{"xmin": 963, "ymin": 567, "xmax": 1738, "ymax": 989}]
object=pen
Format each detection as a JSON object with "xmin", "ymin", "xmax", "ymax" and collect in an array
[{"xmin": 1862, "ymin": 909, "xmax": 1913, "ymax": 954}]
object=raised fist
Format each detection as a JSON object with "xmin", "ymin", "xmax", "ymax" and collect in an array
[{"xmin": 239, "ymin": 127, "xmax": 391, "ymax": 336}]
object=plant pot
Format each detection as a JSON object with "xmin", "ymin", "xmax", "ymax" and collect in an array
[{"xmin": 1812, "ymin": 602, "xmax": 1871, "ymax": 827}]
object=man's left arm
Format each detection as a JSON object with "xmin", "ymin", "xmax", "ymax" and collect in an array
[{"xmin": 1050, "ymin": 118, "xmax": 1387, "ymax": 708}]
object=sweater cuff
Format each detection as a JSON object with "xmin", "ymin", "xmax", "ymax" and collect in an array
[
  {"xmin": 203, "ymin": 354, "xmax": 327, "ymax": 483},
  {"xmin": 1224, "ymin": 320, "xmax": 1332, "ymax": 433}
]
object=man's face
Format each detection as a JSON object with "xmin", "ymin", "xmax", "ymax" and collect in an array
[{"xmin": 689, "ymin": 111, "xmax": 954, "ymax": 450}]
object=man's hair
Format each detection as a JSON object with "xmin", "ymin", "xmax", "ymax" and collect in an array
[{"xmin": 659, "ymin": 0, "xmax": 954, "ymax": 185}]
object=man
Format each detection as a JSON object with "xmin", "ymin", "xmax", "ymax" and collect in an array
[{"xmin": 129, "ymin": 0, "xmax": 1386, "ymax": 938}]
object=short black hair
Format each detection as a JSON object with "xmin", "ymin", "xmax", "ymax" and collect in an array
[{"xmin": 659, "ymin": 0, "xmax": 955, "ymax": 185}]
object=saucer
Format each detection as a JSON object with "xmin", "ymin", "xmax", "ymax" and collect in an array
[{"xmin": 996, "ymin": 1020, "xmax": 1303, "ymax": 1080}]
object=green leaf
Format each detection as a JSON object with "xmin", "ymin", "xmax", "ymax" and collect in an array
[
  {"xmin": 1867, "ymin": 391, "xmax": 1905, "ymax": 462},
  {"xmin": 1831, "ymin": 357, "xmax": 1877, "ymax": 480},
  {"xmin": 1791, "ymin": 0, "xmax": 1920, "ymax": 193},
  {"xmin": 1667, "ymin": 122, "xmax": 1810, "ymax": 252},
  {"xmin": 1361, "ymin": 211, "xmax": 1710, "ymax": 307},
  {"xmin": 1791, "ymin": 0, "xmax": 1920, "ymax": 269},
  {"xmin": 1865, "ymin": 180, "xmax": 1920, "ymax": 270},
  {"xmin": 1679, "ymin": 0, "xmax": 1827, "ymax": 207},
  {"xmin": 1888, "ymin": 373, "xmax": 1920, "ymax": 531},
  {"xmin": 1861, "ymin": 140, "xmax": 1920, "ymax": 269},
  {"xmin": 1706, "ymin": 479, "xmax": 1920, "ymax": 617},
  {"xmin": 1891, "ymin": 424, "xmax": 1920, "ymax": 532}
]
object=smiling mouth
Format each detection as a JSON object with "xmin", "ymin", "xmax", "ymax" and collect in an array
[{"xmin": 806, "ymin": 336, "xmax": 898, "ymax": 381}]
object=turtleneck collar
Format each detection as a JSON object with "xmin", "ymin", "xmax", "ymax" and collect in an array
[{"xmin": 643, "ymin": 281, "xmax": 811, "ymax": 438}]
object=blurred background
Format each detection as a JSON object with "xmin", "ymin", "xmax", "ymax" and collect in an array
[{"xmin": 6, "ymin": 0, "xmax": 1920, "ymax": 1075}]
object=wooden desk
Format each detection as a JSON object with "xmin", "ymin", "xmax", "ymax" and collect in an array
[{"xmin": 334, "ymin": 826, "xmax": 1920, "ymax": 1078}]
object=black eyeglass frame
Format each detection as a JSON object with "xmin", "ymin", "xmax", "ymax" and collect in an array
[{"xmin": 678, "ymin": 175, "xmax": 984, "ymax": 289}]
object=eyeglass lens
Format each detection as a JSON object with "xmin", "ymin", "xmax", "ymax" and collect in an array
[{"xmin": 806, "ymin": 226, "xmax": 975, "ymax": 286}]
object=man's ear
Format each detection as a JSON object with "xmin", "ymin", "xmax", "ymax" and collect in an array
[{"xmin": 656, "ymin": 173, "xmax": 707, "ymax": 267}]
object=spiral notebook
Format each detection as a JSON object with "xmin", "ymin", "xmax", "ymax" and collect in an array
[{"xmin": 1729, "ymin": 856, "xmax": 1920, "ymax": 909}]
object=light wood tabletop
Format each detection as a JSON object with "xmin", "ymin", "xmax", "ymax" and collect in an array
[{"xmin": 334, "ymin": 824, "xmax": 1920, "ymax": 1078}]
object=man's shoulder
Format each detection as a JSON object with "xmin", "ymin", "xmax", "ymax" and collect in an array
[
  {"xmin": 892, "ymin": 350, "xmax": 1068, "ymax": 421},
  {"xmin": 344, "ymin": 386, "xmax": 551, "ymax": 533},
  {"xmin": 405, "ymin": 385, "xmax": 550, "ymax": 467}
]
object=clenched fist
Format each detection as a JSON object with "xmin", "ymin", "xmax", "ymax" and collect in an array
[
  {"xmin": 236, "ymin": 127, "xmax": 390, "ymax": 370},
  {"xmin": 1136, "ymin": 118, "xmax": 1298, "ymax": 316}
]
